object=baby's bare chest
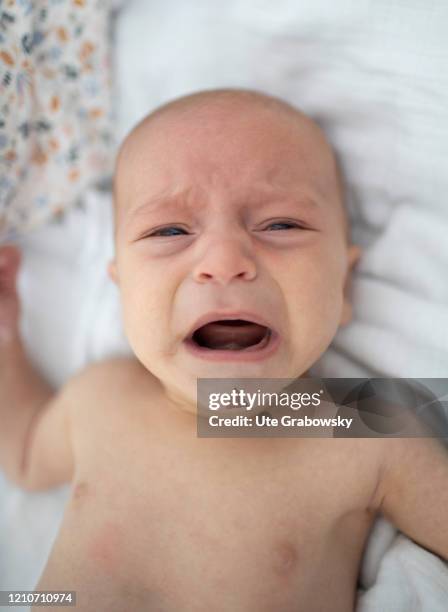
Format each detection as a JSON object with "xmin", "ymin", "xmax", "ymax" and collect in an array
[
  {"xmin": 53, "ymin": 473, "xmax": 366, "ymax": 611},
  {"xmin": 43, "ymin": 412, "xmax": 376, "ymax": 611}
]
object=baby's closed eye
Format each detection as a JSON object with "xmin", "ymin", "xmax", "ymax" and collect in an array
[
  {"xmin": 260, "ymin": 220, "xmax": 304, "ymax": 231},
  {"xmin": 149, "ymin": 225, "xmax": 189, "ymax": 237},
  {"xmin": 145, "ymin": 219, "xmax": 308, "ymax": 238}
]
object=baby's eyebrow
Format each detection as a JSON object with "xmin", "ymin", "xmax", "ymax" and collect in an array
[
  {"xmin": 125, "ymin": 190, "xmax": 193, "ymax": 225},
  {"xmin": 125, "ymin": 186, "xmax": 321, "ymax": 228},
  {"xmin": 241, "ymin": 190, "xmax": 320, "ymax": 210}
]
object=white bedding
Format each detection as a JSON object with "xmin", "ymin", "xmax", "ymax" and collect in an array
[{"xmin": 1, "ymin": 0, "xmax": 448, "ymax": 609}]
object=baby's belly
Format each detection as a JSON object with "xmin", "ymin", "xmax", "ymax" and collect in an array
[{"xmin": 32, "ymin": 486, "xmax": 366, "ymax": 612}]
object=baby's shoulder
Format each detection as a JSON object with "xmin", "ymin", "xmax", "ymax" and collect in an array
[
  {"xmin": 69, "ymin": 356, "xmax": 144, "ymax": 395},
  {"xmin": 67, "ymin": 356, "xmax": 161, "ymax": 456},
  {"xmin": 80, "ymin": 355, "xmax": 145, "ymax": 387},
  {"xmin": 67, "ymin": 356, "xmax": 157, "ymax": 424},
  {"xmin": 320, "ymin": 436, "xmax": 387, "ymax": 513}
]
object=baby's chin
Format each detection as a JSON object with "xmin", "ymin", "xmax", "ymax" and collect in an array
[{"xmin": 137, "ymin": 341, "xmax": 321, "ymax": 417}]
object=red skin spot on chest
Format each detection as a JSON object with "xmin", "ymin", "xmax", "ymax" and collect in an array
[{"xmin": 89, "ymin": 522, "xmax": 122, "ymax": 576}]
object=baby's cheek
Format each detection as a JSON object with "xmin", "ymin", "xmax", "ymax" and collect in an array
[{"xmin": 120, "ymin": 291, "xmax": 151, "ymax": 345}]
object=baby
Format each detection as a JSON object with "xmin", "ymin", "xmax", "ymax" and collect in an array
[{"xmin": 1, "ymin": 88, "xmax": 447, "ymax": 612}]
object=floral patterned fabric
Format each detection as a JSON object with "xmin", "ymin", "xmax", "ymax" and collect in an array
[{"xmin": 0, "ymin": 0, "xmax": 116, "ymax": 242}]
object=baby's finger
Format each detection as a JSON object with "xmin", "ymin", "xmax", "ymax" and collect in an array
[
  {"xmin": 0, "ymin": 245, "xmax": 21, "ymax": 273},
  {"xmin": 0, "ymin": 245, "xmax": 21, "ymax": 293}
]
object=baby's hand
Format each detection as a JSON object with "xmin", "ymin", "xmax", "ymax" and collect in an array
[{"xmin": 0, "ymin": 245, "xmax": 21, "ymax": 346}]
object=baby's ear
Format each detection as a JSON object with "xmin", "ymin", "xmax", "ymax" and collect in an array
[
  {"xmin": 340, "ymin": 244, "xmax": 362, "ymax": 326},
  {"xmin": 107, "ymin": 260, "xmax": 119, "ymax": 284}
]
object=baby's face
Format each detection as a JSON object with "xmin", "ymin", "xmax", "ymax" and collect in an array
[{"xmin": 110, "ymin": 101, "xmax": 359, "ymax": 413}]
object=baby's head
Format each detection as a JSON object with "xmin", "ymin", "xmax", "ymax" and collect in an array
[{"xmin": 109, "ymin": 88, "xmax": 360, "ymax": 412}]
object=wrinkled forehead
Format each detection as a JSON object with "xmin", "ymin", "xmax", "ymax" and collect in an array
[{"xmin": 113, "ymin": 100, "xmax": 343, "ymax": 230}]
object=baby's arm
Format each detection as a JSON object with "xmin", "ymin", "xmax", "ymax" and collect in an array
[
  {"xmin": 0, "ymin": 246, "xmax": 139, "ymax": 492},
  {"xmin": 0, "ymin": 245, "xmax": 75, "ymax": 491},
  {"xmin": 0, "ymin": 337, "xmax": 73, "ymax": 492},
  {"xmin": 378, "ymin": 435, "xmax": 448, "ymax": 561}
]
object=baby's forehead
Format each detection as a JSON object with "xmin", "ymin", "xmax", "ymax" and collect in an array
[
  {"xmin": 120, "ymin": 96, "xmax": 329, "ymax": 163},
  {"xmin": 113, "ymin": 92, "xmax": 345, "ymax": 232},
  {"xmin": 116, "ymin": 100, "xmax": 334, "ymax": 188}
]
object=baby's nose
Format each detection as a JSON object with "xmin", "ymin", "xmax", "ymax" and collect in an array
[{"xmin": 192, "ymin": 237, "xmax": 257, "ymax": 285}]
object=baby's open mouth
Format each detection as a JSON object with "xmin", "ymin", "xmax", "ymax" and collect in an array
[{"xmin": 190, "ymin": 320, "xmax": 271, "ymax": 351}]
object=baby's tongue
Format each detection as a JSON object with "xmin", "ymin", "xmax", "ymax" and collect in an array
[{"xmin": 195, "ymin": 321, "xmax": 266, "ymax": 350}]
